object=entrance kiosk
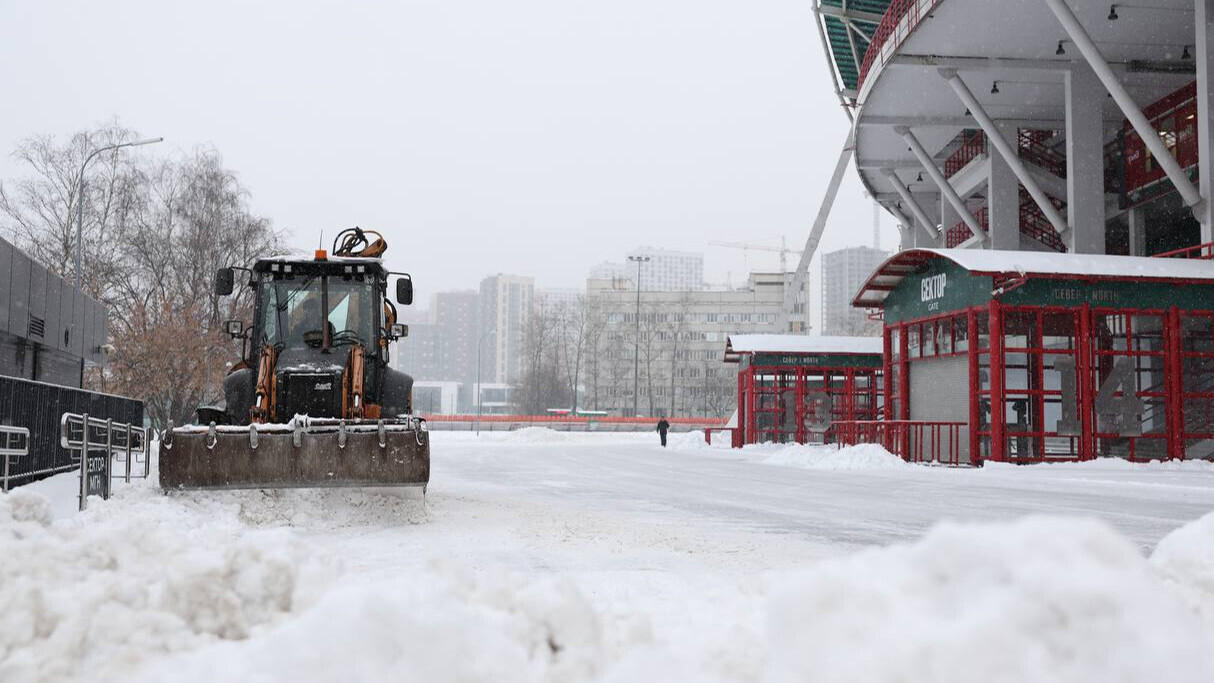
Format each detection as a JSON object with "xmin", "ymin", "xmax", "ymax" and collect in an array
[
  {"xmin": 724, "ymin": 334, "xmax": 883, "ymax": 447},
  {"xmin": 853, "ymin": 249, "xmax": 1214, "ymax": 463}
]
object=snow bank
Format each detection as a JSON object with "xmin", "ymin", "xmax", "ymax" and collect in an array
[
  {"xmin": 984, "ymin": 457, "xmax": 1214, "ymax": 472},
  {"xmin": 0, "ymin": 485, "xmax": 345, "ymax": 683},
  {"xmin": 767, "ymin": 516, "xmax": 1214, "ymax": 683},
  {"xmin": 664, "ymin": 430, "xmax": 729, "ymax": 451},
  {"xmin": 759, "ymin": 442, "xmax": 907, "ymax": 470},
  {"xmin": 1150, "ymin": 511, "xmax": 1214, "ymax": 627},
  {"xmin": 133, "ymin": 566, "xmax": 609, "ymax": 683}
]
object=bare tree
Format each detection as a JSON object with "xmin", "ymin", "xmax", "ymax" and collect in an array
[{"xmin": 0, "ymin": 125, "xmax": 281, "ymax": 428}]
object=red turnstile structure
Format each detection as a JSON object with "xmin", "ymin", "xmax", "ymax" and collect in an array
[
  {"xmin": 724, "ymin": 335, "xmax": 884, "ymax": 447},
  {"xmin": 853, "ymin": 248, "xmax": 1214, "ymax": 464}
]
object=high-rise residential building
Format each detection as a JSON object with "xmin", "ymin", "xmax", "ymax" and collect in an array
[
  {"xmin": 430, "ymin": 291, "xmax": 479, "ymax": 384},
  {"xmin": 592, "ymin": 247, "xmax": 704, "ymax": 292},
  {"xmin": 479, "ymin": 274, "xmax": 534, "ymax": 384},
  {"xmin": 821, "ymin": 246, "xmax": 889, "ymax": 336},
  {"xmin": 583, "ymin": 271, "xmax": 808, "ymax": 418}
]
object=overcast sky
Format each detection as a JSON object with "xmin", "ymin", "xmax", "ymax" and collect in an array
[{"xmin": 0, "ymin": 0, "xmax": 899, "ymax": 320}]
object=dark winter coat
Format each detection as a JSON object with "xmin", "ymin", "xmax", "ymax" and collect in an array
[{"xmin": 656, "ymin": 419, "xmax": 670, "ymax": 434}]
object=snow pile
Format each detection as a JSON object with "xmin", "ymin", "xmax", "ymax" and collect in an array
[
  {"xmin": 1150, "ymin": 511, "xmax": 1214, "ymax": 627},
  {"xmin": 759, "ymin": 442, "xmax": 907, "ymax": 470},
  {"xmin": 132, "ymin": 565, "xmax": 609, "ymax": 683},
  {"xmin": 664, "ymin": 430, "xmax": 726, "ymax": 451},
  {"xmin": 985, "ymin": 457, "xmax": 1214, "ymax": 471},
  {"xmin": 0, "ymin": 486, "xmax": 339, "ymax": 683},
  {"xmin": 766, "ymin": 516, "xmax": 1214, "ymax": 683},
  {"xmin": 487, "ymin": 427, "xmax": 578, "ymax": 444}
]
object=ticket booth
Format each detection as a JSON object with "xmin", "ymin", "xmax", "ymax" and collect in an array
[
  {"xmin": 724, "ymin": 334, "xmax": 883, "ymax": 446},
  {"xmin": 853, "ymin": 248, "xmax": 1214, "ymax": 463}
]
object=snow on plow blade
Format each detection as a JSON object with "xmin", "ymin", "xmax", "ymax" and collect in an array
[{"xmin": 159, "ymin": 418, "xmax": 430, "ymax": 490}]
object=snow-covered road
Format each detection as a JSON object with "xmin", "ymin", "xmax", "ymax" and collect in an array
[{"xmin": 4, "ymin": 430, "xmax": 1214, "ymax": 682}]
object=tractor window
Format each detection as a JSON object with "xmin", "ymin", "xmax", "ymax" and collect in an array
[
  {"xmin": 259, "ymin": 275, "xmax": 375, "ymax": 349},
  {"xmin": 259, "ymin": 275, "xmax": 323, "ymax": 349},
  {"xmin": 326, "ymin": 278, "xmax": 376, "ymax": 347}
]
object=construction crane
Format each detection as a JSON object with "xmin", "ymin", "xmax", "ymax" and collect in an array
[{"xmin": 707, "ymin": 237, "xmax": 798, "ymax": 272}]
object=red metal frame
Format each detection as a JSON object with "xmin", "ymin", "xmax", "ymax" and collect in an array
[
  {"xmin": 835, "ymin": 420, "xmax": 967, "ymax": 465},
  {"xmin": 733, "ymin": 356, "xmax": 883, "ymax": 447},
  {"xmin": 1153, "ymin": 241, "xmax": 1214, "ymax": 260},
  {"xmin": 881, "ymin": 299, "xmax": 1212, "ymax": 463},
  {"xmin": 945, "ymin": 130, "xmax": 987, "ymax": 178}
]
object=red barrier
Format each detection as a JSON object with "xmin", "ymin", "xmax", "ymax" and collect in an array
[
  {"xmin": 834, "ymin": 420, "xmax": 967, "ymax": 466},
  {"xmin": 1152, "ymin": 241, "xmax": 1214, "ymax": 260},
  {"xmin": 423, "ymin": 414, "xmax": 727, "ymax": 427}
]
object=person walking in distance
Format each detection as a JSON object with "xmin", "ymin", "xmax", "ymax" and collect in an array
[{"xmin": 656, "ymin": 418, "xmax": 671, "ymax": 447}]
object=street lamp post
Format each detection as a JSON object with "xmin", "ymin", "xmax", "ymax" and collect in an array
[
  {"xmin": 73, "ymin": 136, "xmax": 163, "ymax": 386},
  {"xmin": 74, "ymin": 137, "xmax": 164, "ymax": 291},
  {"xmin": 475, "ymin": 327, "xmax": 496, "ymax": 435},
  {"xmin": 627, "ymin": 255, "xmax": 650, "ymax": 417}
]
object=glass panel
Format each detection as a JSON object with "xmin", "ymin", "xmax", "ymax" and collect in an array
[
  {"xmin": 976, "ymin": 312, "xmax": 990, "ymax": 350},
  {"xmin": 954, "ymin": 314, "xmax": 970, "ymax": 353},
  {"xmin": 890, "ymin": 327, "xmax": 902, "ymax": 360},
  {"xmin": 1042, "ymin": 313, "xmax": 1075, "ymax": 351},
  {"xmin": 1181, "ymin": 315, "xmax": 1214, "ymax": 353},
  {"xmin": 1004, "ymin": 310, "xmax": 1037, "ymax": 349},
  {"xmin": 1094, "ymin": 314, "xmax": 1128, "ymax": 352},
  {"xmin": 1131, "ymin": 315, "xmax": 1165, "ymax": 353},
  {"xmin": 908, "ymin": 325, "xmax": 921, "ymax": 359},
  {"xmin": 1183, "ymin": 356, "xmax": 1214, "ymax": 392},
  {"xmin": 1004, "ymin": 353, "xmax": 1030, "ymax": 391},
  {"xmin": 922, "ymin": 322, "xmax": 936, "ymax": 357}
]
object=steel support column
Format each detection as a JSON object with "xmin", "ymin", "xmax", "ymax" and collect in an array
[
  {"xmin": 896, "ymin": 126, "xmax": 988, "ymax": 244},
  {"xmin": 1197, "ymin": 0, "xmax": 1214, "ymax": 238},
  {"xmin": 1045, "ymin": 0, "xmax": 1205, "ymax": 222},
  {"xmin": 1066, "ymin": 64, "xmax": 1108, "ymax": 253},
  {"xmin": 1128, "ymin": 207, "xmax": 1147, "ymax": 255},
  {"xmin": 988, "ymin": 123, "xmax": 1021, "ymax": 250},
  {"xmin": 781, "ymin": 132, "xmax": 854, "ymax": 331},
  {"xmin": 940, "ymin": 69, "xmax": 1070, "ymax": 238},
  {"xmin": 880, "ymin": 169, "xmax": 940, "ymax": 244}
]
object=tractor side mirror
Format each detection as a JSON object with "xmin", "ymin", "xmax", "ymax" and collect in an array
[
  {"xmin": 388, "ymin": 323, "xmax": 408, "ymax": 340},
  {"xmin": 224, "ymin": 320, "xmax": 244, "ymax": 338},
  {"xmin": 215, "ymin": 268, "xmax": 235, "ymax": 296},
  {"xmin": 396, "ymin": 277, "xmax": 413, "ymax": 306}
]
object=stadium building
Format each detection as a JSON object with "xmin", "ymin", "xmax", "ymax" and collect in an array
[{"xmin": 800, "ymin": 0, "xmax": 1214, "ymax": 461}]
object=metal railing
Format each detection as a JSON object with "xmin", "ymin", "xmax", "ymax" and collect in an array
[
  {"xmin": 1018, "ymin": 187, "xmax": 1068, "ymax": 253},
  {"xmin": 59, "ymin": 412, "xmax": 149, "ymax": 511},
  {"xmin": 1151, "ymin": 241, "xmax": 1214, "ymax": 260},
  {"xmin": 1, "ymin": 425, "xmax": 31, "ymax": 493},
  {"xmin": 945, "ymin": 131, "xmax": 987, "ymax": 178},
  {"xmin": 1017, "ymin": 130, "xmax": 1067, "ymax": 178},
  {"xmin": 857, "ymin": 0, "xmax": 944, "ymax": 92},
  {"xmin": 946, "ymin": 207, "xmax": 988, "ymax": 247},
  {"xmin": 834, "ymin": 419, "xmax": 968, "ymax": 465}
]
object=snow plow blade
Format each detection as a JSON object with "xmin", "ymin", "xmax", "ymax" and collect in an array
[{"xmin": 159, "ymin": 418, "xmax": 429, "ymax": 490}]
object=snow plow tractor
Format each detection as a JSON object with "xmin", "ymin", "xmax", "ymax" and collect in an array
[{"xmin": 159, "ymin": 228, "xmax": 430, "ymax": 491}]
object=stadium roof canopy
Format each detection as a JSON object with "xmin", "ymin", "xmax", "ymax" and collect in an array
[
  {"xmin": 813, "ymin": 1, "xmax": 891, "ymax": 105},
  {"xmin": 819, "ymin": 0, "xmax": 1200, "ymax": 230}
]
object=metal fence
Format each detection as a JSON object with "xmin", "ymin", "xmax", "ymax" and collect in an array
[
  {"xmin": 59, "ymin": 412, "xmax": 149, "ymax": 510},
  {"xmin": 0, "ymin": 376, "xmax": 143, "ymax": 489},
  {"xmin": 0, "ymin": 425, "xmax": 31, "ymax": 492}
]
